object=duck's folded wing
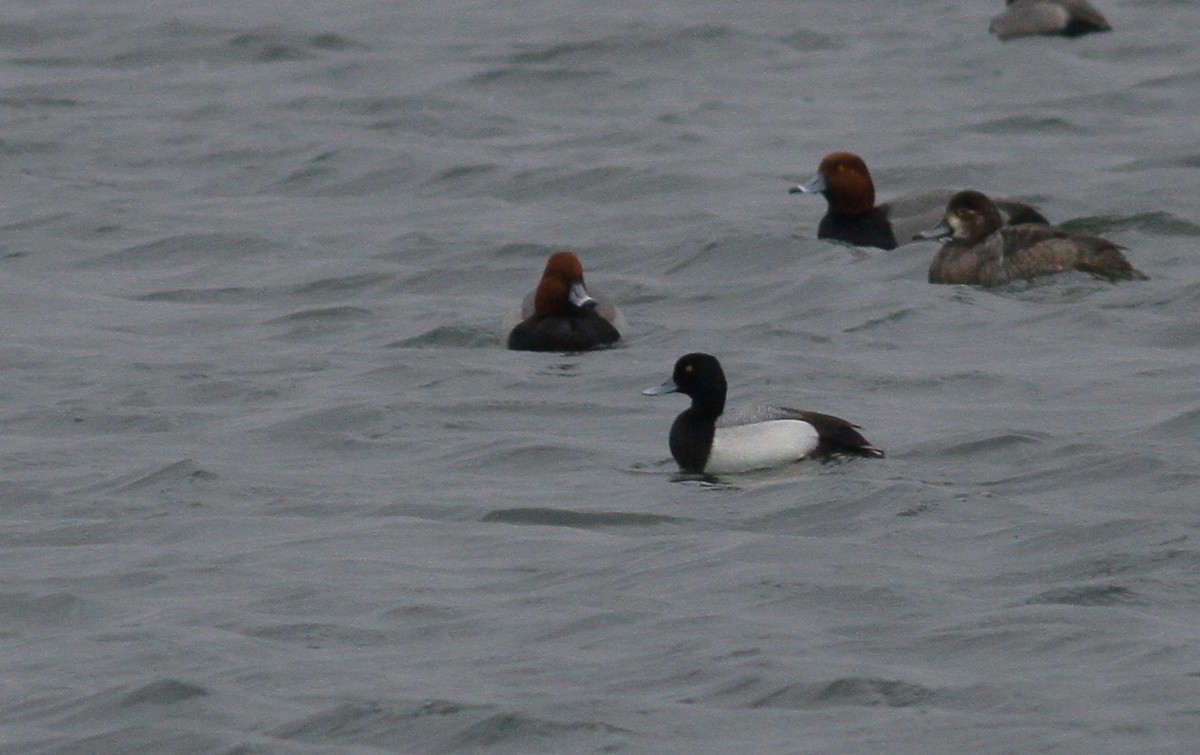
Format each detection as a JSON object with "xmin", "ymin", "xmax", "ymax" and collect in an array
[
  {"xmin": 999, "ymin": 226, "xmax": 1141, "ymax": 281},
  {"xmin": 994, "ymin": 198, "xmax": 1049, "ymax": 226}
]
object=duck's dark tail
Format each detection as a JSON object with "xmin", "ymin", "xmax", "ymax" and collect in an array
[
  {"xmin": 799, "ymin": 411, "xmax": 885, "ymax": 459},
  {"xmin": 1077, "ymin": 241, "xmax": 1146, "ymax": 282}
]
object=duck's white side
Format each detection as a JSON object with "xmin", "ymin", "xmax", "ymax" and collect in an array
[{"xmin": 706, "ymin": 418, "xmax": 819, "ymax": 474}]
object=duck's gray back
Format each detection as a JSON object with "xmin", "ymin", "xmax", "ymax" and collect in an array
[{"xmin": 717, "ymin": 405, "xmax": 807, "ymax": 428}]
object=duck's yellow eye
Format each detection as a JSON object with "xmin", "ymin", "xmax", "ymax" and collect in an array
[{"xmin": 684, "ymin": 364, "xmax": 694, "ymax": 372}]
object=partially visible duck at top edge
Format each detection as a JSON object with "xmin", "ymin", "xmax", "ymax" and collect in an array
[
  {"xmin": 789, "ymin": 152, "xmax": 1049, "ymax": 251},
  {"xmin": 505, "ymin": 251, "xmax": 623, "ymax": 352},
  {"xmin": 642, "ymin": 352, "xmax": 883, "ymax": 476},
  {"xmin": 915, "ymin": 190, "xmax": 1144, "ymax": 287},
  {"xmin": 990, "ymin": 0, "xmax": 1112, "ymax": 41}
]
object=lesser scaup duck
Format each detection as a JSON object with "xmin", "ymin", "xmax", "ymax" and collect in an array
[
  {"xmin": 915, "ymin": 190, "xmax": 1143, "ymax": 286},
  {"xmin": 506, "ymin": 251, "xmax": 622, "ymax": 352},
  {"xmin": 643, "ymin": 353, "xmax": 883, "ymax": 475},
  {"xmin": 789, "ymin": 152, "xmax": 1049, "ymax": 250},
  {"xmin": 990, "ymin": 0, "xmax": 1112, "ymax": 40}
]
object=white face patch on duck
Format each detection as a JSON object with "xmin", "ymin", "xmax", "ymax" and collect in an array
[{"xmin": 947, "ymin": 211, "xmax": 976, "ymax": 240}]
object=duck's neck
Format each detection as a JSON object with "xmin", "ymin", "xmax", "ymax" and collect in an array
[{"xmin": 688, "ymin": 391, "xmax": 725, "ymax": 421}]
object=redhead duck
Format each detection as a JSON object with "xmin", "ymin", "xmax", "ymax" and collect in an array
[
  {"xmin": 643, "ymin": 353, "xmax": 883, "ymax": 475},
  {"xmin": 916, "ymin": 190, "xmax": 1143, "ymax": 286},
  {"xmin": 990, "ymin": 0, "xmax": 1112, "ymax": 40},
  {"xmin": 789, "ymin": 152, "xmax": 1049, "ymax": 250},
  {"xmin": 506, "ymin": 251, "xmax": 622, "ymax": 352}
]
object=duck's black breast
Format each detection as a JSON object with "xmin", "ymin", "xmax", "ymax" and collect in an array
[
  {"xmin": 507, "ymin": 312, "xmax": 620, "ymax": 352},
  {"xmin": 668, "ymin": 408, "xmax": 716, "ymax": 474},
  {"xmin": 817, "ymin": 207, "xmax": 898, "ymax": 250}
]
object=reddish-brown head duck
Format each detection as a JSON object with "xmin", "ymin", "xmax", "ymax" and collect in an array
[{"xmin": 505, "ymin": 251, "xmax": 622, "ymax": 352}]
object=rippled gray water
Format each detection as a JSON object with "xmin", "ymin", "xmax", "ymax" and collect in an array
[{"xmin": 2, "ymin": 1, "xmax": 1200, "ymax": 752}]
